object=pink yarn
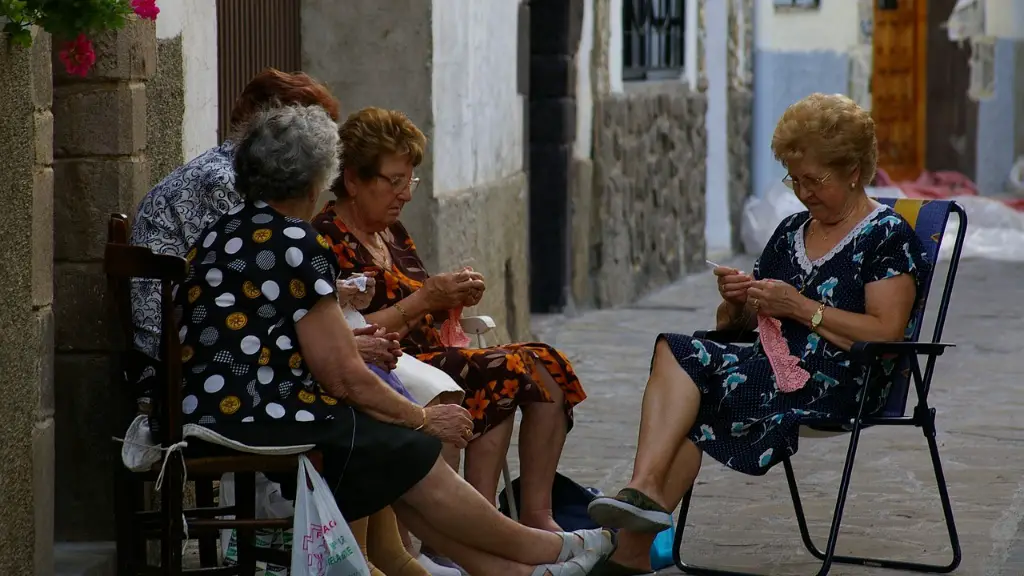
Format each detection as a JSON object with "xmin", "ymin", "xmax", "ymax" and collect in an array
[
  {"xmin": 439, "ymin": 306, "xmax": 471, "ymax": 348},
  {"xmin": 758, "ymin": 314, "xmax": 810, "ymax": 393}
]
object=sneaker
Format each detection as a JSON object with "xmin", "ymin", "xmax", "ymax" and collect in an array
[{"xmin": 587, "ymin": 488, "xmax": 672, "ymax": 533}]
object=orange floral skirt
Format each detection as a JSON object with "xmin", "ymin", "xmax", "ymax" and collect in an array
[{"xmin": 416, "ymin": 342, "xmax": 587, "ymax": 436}]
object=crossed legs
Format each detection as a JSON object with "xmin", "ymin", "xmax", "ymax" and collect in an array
[{"xmin": 598, "ymin": 338, "xmax": 706, "ymax": 570}]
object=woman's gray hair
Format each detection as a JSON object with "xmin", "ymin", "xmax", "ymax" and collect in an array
[{"xmin": 233, "ymin": 104, "xmax": 341, "ymax": 203}]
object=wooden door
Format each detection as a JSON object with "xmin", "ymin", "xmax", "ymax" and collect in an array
[{"xmin": 872, "ymin": 0, "xmax": 928, "ymax": 182}]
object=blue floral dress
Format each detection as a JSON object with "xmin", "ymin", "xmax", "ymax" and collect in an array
[{"xmin": 663, "ymin": 204, "xmax": 932, "ymax": 475}]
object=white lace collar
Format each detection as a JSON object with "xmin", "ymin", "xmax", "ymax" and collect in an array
[{"xmin": 794, "ymin": 203, "xmax": 889, "ymax": 274}]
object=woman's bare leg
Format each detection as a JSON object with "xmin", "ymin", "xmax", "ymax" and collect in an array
[
  {"xmin": 464, "ymin": 412, "xmax": 515, "ymax": 505},
  {"xmin": 398, "ymin": 457, "xmax": 563, "ymax": 565},
  {"xmin": 625, "ymin": 338, "xmax": 702, "ymax": 508},
  {"xmin": 394, "ymin": 502, "xmax": 535, "ymax": 576},
  {"xmin": 612, "ymin": 439, "xmax": 703, "ymax": 570},
  {"xmin": 518, "ymin": 365, "xmax": 568, "ymax": 531}
]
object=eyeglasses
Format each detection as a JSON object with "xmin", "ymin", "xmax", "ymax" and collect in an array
[
  {"xmin": 377, "ymin": 173, "xmax": 420, "ymax": 194},
  {"xmin": 782, "ymin": 171, "xmax": 832, "ymax": 192}
]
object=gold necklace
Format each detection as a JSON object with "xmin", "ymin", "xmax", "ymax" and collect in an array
[{"xmin": 337, "ymin": 209, "xmax": 392, "ymax": 270}]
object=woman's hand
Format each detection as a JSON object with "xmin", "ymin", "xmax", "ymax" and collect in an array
[
  {"xmin": 422, "ymin": 404, "xmax": 475, "ymax": 448},
  {"xmin": 422, "ymin": 270, "xmax": 486, "ymax": 310},
  {"xmin": 746, "ymin": 279, "xmax": 807, "ymax": 319},
  {"xmin": 336, "ymin": 272, "xmax": 376, "ymax": 310},
  {"xmin": 458, "ymin": 267, "xmax": 485, "ymax": 307},
  {"xmin": 714, "ymin": 266, "xmax": 752, "ymax": 309},
  {"xmin": 353, "ymin": 325, "xmax": 403, "ymax": 371}
]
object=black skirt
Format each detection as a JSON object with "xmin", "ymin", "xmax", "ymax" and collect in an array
[{"xmin": 186, "ymin": 405, "xmax": 441, "ymax": 521}]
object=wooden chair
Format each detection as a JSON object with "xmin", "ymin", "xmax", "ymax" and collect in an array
[
  {"xmin": 672, "ymin": 198, "xmax": 966, "ymax": 575},
  {"xmin": 105, "ymin": 213, "xmax": 321, "ymax": 574}
]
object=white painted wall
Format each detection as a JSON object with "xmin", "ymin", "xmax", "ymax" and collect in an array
[
  {"xmin": 575, "ymin": 0, "xmax": 594, "ymax": 159},
  {"xmin": 432, "ymin": 0, "xmax": 524, "ymax": 196},
  {"xmin": 754, "ymin": 0, "xmax": 859, "ymax": 52},
  {"xmin": 156, "ymin": 0, "xmax": 218, "ymax": 159}
]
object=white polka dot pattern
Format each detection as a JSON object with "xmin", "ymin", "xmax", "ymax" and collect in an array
[{"xmin": 174, "ymin": 202, "xmax": 340, "ymax": 426}]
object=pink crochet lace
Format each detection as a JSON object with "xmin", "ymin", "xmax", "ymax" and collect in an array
[
  {"xmin": 758, "ymin": 314, "xmax": 810, "ymax": 393},
  {"xmin": 439, "ymin": 306, "xmax": 471, "ymax": 348}
]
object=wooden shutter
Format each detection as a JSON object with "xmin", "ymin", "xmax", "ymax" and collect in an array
[
  {"xmin": 216, "ymin": 0, "xmax": 302, "ymax": 141},
  {"xmin": 872, "ymin": 0, "xmax": 928, "ymax": 182}
]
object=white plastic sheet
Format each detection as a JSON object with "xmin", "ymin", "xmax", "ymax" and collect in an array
[{"xmin": 739, "ymin": 184, "xmax": 1024, "ymax": 262}]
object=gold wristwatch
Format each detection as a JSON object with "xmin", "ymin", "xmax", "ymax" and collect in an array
[{"xmin": 810, "ymin": 302, "xmax": 826, "ymax": 332}]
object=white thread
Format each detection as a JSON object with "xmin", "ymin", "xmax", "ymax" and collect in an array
[{"xmin": 112, "ymin": 436, "xmax": 191, "ymax": 554}]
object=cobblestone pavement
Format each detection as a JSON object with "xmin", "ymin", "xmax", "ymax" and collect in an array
[{"xmin": 509, "ymin": 257, "xmax": 1024, "ymax": 575}]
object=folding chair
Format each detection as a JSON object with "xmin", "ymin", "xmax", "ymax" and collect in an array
[
  {"xmin": 458, "ymin": 315, "xmax": 520, "ymax": 522},
  {"xmin": 672, "ymin": 198, "xmax": 967, "ymax": 576}
]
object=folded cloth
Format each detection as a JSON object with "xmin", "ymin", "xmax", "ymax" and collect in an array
[{"xmin": 757, "ymin": 313, "xmax": 810, "ymax": 393}]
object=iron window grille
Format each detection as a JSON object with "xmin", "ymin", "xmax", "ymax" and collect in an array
[{"xmin": 622, "ymin": 0, "xmax": 686, "ymax": 81}]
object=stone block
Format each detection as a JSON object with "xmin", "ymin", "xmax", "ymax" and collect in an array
[
  {"xmin": 53, "ymin": 83, "xmax": 147, "ymax": 157},
  {"xmin": 52, "ymin": 16, "xmax": 156, "ymax": 83},
  {"xmin": 530, "ymin": 97, "xmax": 577, "ymax": 144},
  {"xmin": 35, "ymin": 110, "xmax": 54, "ymax": 166},
  {"xmin": 37, "ymin": 307, "xmax": 56, "ymax": 419},
  {"xmin": 55, "ymin": 353, "xmax": 119, "ymax": 541},
  {"xmin": 530, "ymin": 0, "xmax": 584, "ymax": 55},
  {"xmin": 54, "ymin": 157, "xmax": 148, "ymax": 262},
  {"xmin": 34, "ymin": 417, "xmax": 55, "ymax": 576},
  {"xmin": 148, "ymin": 37, "xmax": 185, "ymax": 187},
  {"xmin": 33, "ymin": 166, "xmax": 55, "ymax": 308},
  {"xmin": 531, "ymin": 55, "xmax": 577, "ymax": 98},
  {"xmin": 54, "ymin": 262, "xmax": 117, "ymax": 353},
  {"xmin": 31, "ymin": 28, "xmax": 53, "ymax": 108}
]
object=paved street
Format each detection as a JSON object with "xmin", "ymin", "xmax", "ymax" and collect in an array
[{"xmin": 511, "ymin": 257, "xmax": 1024, "ymax": 575}]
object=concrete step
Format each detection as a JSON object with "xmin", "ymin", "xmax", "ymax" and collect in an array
[{"xmin": 55, "ymin": 542, "xmax": 116, "ymax": 576}]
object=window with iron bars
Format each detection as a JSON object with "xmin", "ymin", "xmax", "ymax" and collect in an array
[{"xmin": 622, "ymin": 0, "xmax": 686, "ymax": 81}]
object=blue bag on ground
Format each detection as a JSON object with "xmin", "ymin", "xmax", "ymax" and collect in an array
[{"xmin": 649, "ymin": 525, "xmax": 675, "ymax": 571}]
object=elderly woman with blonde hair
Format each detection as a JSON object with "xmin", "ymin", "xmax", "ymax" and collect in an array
[{"xmin": 584, "ymin": 93, "xmax": 933, "ymax": 575}]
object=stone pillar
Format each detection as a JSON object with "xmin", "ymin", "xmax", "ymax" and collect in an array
[
  {"xmin": 52, "ymin": 16, "xmax": 156, "ymax": 541},
  {"xmin": 0, "ymin": 27, "xmax": 56, "ymax": 576}
]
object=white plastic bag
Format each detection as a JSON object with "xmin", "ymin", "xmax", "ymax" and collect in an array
[{"xmin": 291, "ymin": 456, "xmax": 370, "ymax": 576}]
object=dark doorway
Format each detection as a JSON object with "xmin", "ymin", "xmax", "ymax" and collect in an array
[
  {"xmin": 216, "ymin": 0, "xmax": 302, "ymax": 140},
  {"xmin": 527, "ymin": 0, "xmax": 583, "ymax": 313},
  {"xmin": 924, "ymin": 0, "xmax": 977, "ymax": 176}
]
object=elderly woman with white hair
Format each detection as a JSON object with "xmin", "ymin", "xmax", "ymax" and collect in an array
[{"xmin": 177, "ymin": 104, "xmax": 613, "ymax": 576}]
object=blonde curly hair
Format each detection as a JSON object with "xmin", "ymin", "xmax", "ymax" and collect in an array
[{"xmin": 771, "ymin": 93, "xmax": 877, "ymax": 187}]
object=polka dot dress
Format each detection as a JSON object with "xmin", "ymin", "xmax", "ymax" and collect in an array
[
  {"xmin": 664, "ymin": 205, "xmax": 932, "ymax": 475},
  {"xmin": 176, "ymin": 200, "xmax": 341, "ymax": 427}
]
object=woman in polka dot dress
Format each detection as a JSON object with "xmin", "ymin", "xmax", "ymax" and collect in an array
[{"xmin": 174, "ymin": 104, "xmax": 617, "ymax": 575}]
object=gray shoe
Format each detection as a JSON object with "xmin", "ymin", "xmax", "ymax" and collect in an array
[{"xmin": 587, "ymin": 488, "xmax": 672, "ymax": 533}]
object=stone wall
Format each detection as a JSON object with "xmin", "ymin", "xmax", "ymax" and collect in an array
[
  {"xmin": 728, "ymin": 88, "xmax": 753, "ymax": 252},
  {"xmin": 434, "ymin": 173, "xmax": 531, "ymax": 343},
  {"xmin": 147, "ymin": 36, "xmax": 185, "ymax": 186},
  {"xmin": 0, "ymin": 27, "xmax": 55, "ymax": 576},
  {"xmin": 591, "ymin": 83, "xmax": 707, "ymax": 307},
  {"xmin": 52, "ymin": 16, "xmax": 156, "ymax": 541}
]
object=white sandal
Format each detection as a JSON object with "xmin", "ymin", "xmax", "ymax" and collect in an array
[
  {"xmin": 531, "ymin": 552, "xmax": 601, "ymax": 576},
  {"xmin": 556, "ymin": 529, "xmax": 615, "ymax": 562}
]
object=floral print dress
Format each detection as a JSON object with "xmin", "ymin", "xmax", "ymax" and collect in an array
[
  {"xmin": 665, "ymin": 204, "xmax": 931, "ymax": 474},
  {"xmin": 312, "ymin": 202, "xmax": 587, "ymax": 436}
]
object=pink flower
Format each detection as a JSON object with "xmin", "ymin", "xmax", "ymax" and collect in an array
[
  {"xmin": 131, "ymin": 0, "xmax": 160, "ymax": 20},
  {"xmin": 58, "ymin": 34, "xmax": 97, "ymax": 77}
]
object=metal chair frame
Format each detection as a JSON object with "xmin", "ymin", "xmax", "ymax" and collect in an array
[{"xmin": 673, "ymin": 201, "xmax": 967, "ymax": 576}]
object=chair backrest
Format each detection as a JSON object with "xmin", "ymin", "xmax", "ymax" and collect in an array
[
  {"xmin": 104, "ymin": 213, "xmax": 190, "ymax": 441},
  {"xmin": 872, "ymin": 198, "xmax": 967, "ymax": 417}
]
